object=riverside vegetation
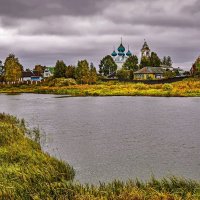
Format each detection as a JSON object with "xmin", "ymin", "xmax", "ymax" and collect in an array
[
  {"xmin": 1, "ymin": 78, "xmax": 200, "ymax": 97},
  {"xmin": 1, "ymin": 113, "xmax": 200, "ymax": 199}
]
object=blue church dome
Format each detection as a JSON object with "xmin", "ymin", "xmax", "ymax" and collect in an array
[
  {"xmin": 118, "ymin": 43, "xmax": 125, "ymax": 52},
  {"xmin": 111, "ymin": 50, "xmax": 117, "ymax": 57},
  {"xmin": 126, "ymin": 50, "xmax": 132, "ymax": 57}
]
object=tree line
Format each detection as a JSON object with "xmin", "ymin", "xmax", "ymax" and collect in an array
[
  {"xmin": 0, "ymin": 54, "xmax": 98, "ymax": 84},
  {"xmin": 99, "ymin": 52, "xmax": 173, "ymax": 77},
  {"xmin": 54, "ymin": 60, "xmax": 97, "ymax": 84}
]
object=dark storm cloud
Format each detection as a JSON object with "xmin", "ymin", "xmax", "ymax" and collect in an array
[
  {"xmin": 0, "ymin": 0, "xmax": 199, "ymax": 69},
  {"xmin": 0, "ymin": 0, "xmax": 109, "ymax": 19}
]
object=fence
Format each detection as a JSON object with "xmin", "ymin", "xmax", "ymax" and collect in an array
[{"xmin": 0, "ymin": 80, "xmax": 43, "ymax": 86}]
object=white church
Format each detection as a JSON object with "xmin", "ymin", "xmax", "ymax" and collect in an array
[{"xmin": 111, "ymin": 39, "xmax": 151, "ymax": 69}]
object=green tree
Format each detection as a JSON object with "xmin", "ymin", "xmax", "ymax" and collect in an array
[
  {"xmin": 150, "ymin": 52, "xmax": 161, "ymax": 67},
  {"xmin": 116, "ymin": 69, "xmax": 130, "ymax": 80},
  {"xmin": 0, "ymin": 60, "xmax": 3, "ymax": 74},
  {"xmin": 34, "ymin": 65, "xmax": 46, "ymax": 74},
  {"xmin": 140, "ymin": 56, "xmax": 151, "ymax": 68},
  {"xmin": 162, "ymin": 56, "xmax": 167, "ymax": 65},
  {"xmin": 66, "ymin": 65, "xmax": 75, "ymax": 79},
  {"xmin": 129, "ymin": 70, "xmax": 134, "ymax": 80},
  {"xmin": 162, "ymin": 56, "xmax": 172, "ymax": 67},
  {"xmin": 174, "ymin": 69, "xmax": 180, "ymax": 76},
  {"xmin": 123, "ymin": 55, "xmax": 139, "ymax": 71},
  {"xmin": 99, "ymin": 55, "xmax": 117, "ymax": 76},
  {"xmin": 0, "ymin": 60, "xmax": 4, "ymax": 82},
  {"xmin": 191, "ymin": 56, "xmax": 200, "ymax": 76},
  {"xmin": 54, "ymin": 60, "xmax": 66, "ymax": 78},
  {"xmin": 4, "ymin": 54, "xmax": 23, "ymax": 82},
  {"xmin": 89, "ymin": 63, "xmax": 97, "ymax": 84},
  {"xmin": 75, "ymin": 60, "xmax": 90, "ymax": 84},
  {"xmin": 163, "ymin": 70, "xmax": 176, "ymax": 79},
  {"xmin": 195, "ymin": 57, "xmax": 200, "ymax": 71}
]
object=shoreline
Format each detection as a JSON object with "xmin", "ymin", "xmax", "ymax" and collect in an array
[
  {"xmin": 1, "ymin": 92, "xmax": 200, "ymax": 98},
  {"xmin": 0, "ymin": 78, "xmax": 200, "ymax": 97}
]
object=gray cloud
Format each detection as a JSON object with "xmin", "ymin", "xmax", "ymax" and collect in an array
[
  {"xmin": 182, "ymin": 0, "xmax": 200, "ymax": 14},
  {"xmin": 0, "ymin": 0, "xmax": 110, "ymax": 19},
  {"xmin": 0, "ymin": 0, "xmax": 199, "ymax": 69}
]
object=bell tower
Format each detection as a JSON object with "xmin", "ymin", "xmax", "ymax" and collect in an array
[{"xmin": 141, "ymin": 39, "xmax": 151, "ymax": 58}]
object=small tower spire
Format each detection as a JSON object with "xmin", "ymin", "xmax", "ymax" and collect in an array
[{"xmin": 126, "ymin": 45, "xmax": 132, "ymax": 57}]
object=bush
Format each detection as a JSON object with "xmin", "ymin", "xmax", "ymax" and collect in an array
[
  {"xmin": 162, "ymin": 83, "xmax": 173, "ymax": 91},
  {"xmin": 48, "ymin": 78, "xmax": 77, "ymax": 87}
]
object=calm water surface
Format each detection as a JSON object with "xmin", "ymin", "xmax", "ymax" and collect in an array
[{"xmin": 0, "ymin": 94, "xmax": 200, "ymax": 184}]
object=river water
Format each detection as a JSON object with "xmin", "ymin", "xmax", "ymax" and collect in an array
[{"xmin": 0, "ymin": 94, "xmax": 200, "ymax": 184}]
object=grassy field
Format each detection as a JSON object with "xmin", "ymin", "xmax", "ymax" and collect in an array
[
  {"xmin": 1, "ymin": 78, "xmax": 200, "ymax": 97},
  {"xmin": 1, "ymin": 113, "xmax": 200, "ymax": 199}
]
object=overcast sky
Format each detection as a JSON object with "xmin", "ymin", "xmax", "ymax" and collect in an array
[{"xmin": 0, "ymin": 0, "xmax": 199, "ymax": 69}]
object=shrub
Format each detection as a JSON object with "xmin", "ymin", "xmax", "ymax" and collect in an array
[
  {"xmin": 47, "ymin": 78, "xmax": 77, "ymax": 87},
  {"xmin": 162, "ymin": 83, "xmax": 173, "ymax": 91}
]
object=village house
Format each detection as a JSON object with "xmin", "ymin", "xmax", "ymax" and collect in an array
[
  {"xmin": 134, "ymin": 67, "xmax": 165, "ymax": 80},
  {"xmin": 43, "ymin": 68, "xmax": 53, "ymax": 78},
  {"xmin": 173, "ymin": 67, "xmax": 185, "ymax": 77},
  {"xmin": 22, "ymin": 71, "xmax": 43, "ymax": 82}
]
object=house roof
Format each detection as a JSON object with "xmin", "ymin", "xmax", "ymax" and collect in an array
[
  {"xmin": 173, "ymin": 68, "xmax": 184, "ymax": 71},
  {"xmin": 22, "ymin": 71, "xmax": 34, "ymax": 77},
  {"xmin": 32, "ymin": 70, "xmax": 42, "ymax": 76},
  {"xmin": 160, "ymin": 65, "xmax": 173, "ymax": 69},
  {"xmin": 134, "ymin": 67, "xmax": 165, "ymax": 74},
  {"xmin": 22, "ymin": 70, "xmax": 42, "ymax": 78}
]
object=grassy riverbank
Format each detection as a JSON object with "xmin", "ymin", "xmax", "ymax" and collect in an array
[
  {"xmin": 1, "ymin": 78, "xmax": 200, "ymax": 97},
  {"xmin": 0, "ymin": 113, "xmax": 75, "ymax": 199},
  {"xmin": 1, "ymin": 113, "xmax": 200, "ymax": 199}
]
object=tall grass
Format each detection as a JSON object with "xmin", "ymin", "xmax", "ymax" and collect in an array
[{"xmin": 0, "ymin": 113, "xmax": 75, "ymax": 199}]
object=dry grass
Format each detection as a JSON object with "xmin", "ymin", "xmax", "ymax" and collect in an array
[{"xmin": 1, "ymin": 78, "xmax": 200, "ymax": 97}]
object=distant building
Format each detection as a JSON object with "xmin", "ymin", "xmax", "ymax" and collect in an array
[
  {"xmin": 173, "ymin": 67, "xmax": 185, "ymax": 77},
  {"xmin": 141, "ymin": 40, "xmax": 151, "ymax": 59},
  {"xmin": 43, "ymin": 68, "xmax": 53, "ymax": 78},
  {"xmin": 160, "ymin": 65, "xmax": 173, "ymax": 71},
  {"xmin": 22, "ymin": 71, "xmax": 42, "ymax": 81},
  {"xmin": 134, "ymin": 67, "xmax": 165, "ymax": 80},
  {"xmin": 111, "ymin": 39, "xmax": 132, "ymax": 69}
]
